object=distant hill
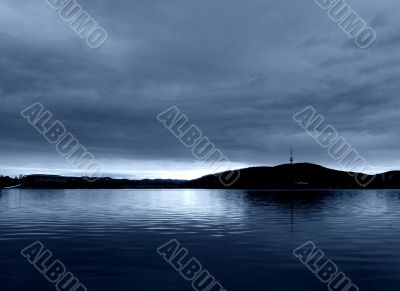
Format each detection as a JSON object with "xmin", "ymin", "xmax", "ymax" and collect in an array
[
  {"xmin": 185, "ymin": 163, "xmax": 399, "ymax": 189},
  {"xmin": 0, "ymin": 176, "xmax": 21, "ymax": 189},
  {"xmin": 1, "ymin": 163, "xmax": 400, "ymax": 189},
  {"xmin": 17, "ymin": 175, "xmax": 187, "ymax": 189}
]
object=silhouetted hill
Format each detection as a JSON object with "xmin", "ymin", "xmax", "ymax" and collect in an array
[
  {"xmin": 18, "ymin": 175, "xmax": 186, "ymax": 189},
  {"xmin": 0, "ymin": 176, "xmax": 21, "ymax": 188},
  {"xmin": 185, "ymin": 163, "xmax": 380, "ymax": 189},
  {"xmin": 1, "ymin": 163, "xmax": 400, "ymax": 189}
]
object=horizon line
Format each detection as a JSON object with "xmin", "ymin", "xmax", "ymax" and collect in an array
[{"xmin": 1, "ymin": 162, "xmax": 390, "ymax": 181}]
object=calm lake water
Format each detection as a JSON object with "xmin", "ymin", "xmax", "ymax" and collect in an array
[{"xmin": 0, "ymin": 189, "xmax": 399, "ymax": 290}]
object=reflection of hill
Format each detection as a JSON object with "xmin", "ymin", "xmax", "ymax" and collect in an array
[{"xmin": 242, "ymin": 190, "xmax": 332, "ymax": 208}]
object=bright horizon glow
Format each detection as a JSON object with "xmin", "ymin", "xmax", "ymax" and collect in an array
[{"xmin": 0, "ymin": 159, "xmax": 250, "ymax": 180}]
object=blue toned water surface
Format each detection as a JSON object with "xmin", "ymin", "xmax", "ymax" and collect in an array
[{"xmin": 0, "ymin": 189, "xmax": 399, "ymax": 290}]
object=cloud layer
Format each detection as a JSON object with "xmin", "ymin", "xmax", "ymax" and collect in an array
[{"xmin": 1, "ymin": 0, "xmax": 399, "ymax": 179}]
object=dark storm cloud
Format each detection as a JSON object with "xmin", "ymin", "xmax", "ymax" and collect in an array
[{"xmin": 0, "ymin": 0, "xmax": 399, "ymax": 178}]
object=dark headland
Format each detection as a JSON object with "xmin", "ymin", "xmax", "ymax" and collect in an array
[{"xmin": 1, "ymin": 163, "xmax": 400, "ymax": 189}]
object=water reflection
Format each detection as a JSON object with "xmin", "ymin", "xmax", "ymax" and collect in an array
[{"xmin": 0, "ymin": 189, "xmax": 399, "ymax": 290}]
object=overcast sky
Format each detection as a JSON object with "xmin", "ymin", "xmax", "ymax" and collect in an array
[{"xmin": 0, "ymin": 0, "xmax": 399, "ymax": 179}]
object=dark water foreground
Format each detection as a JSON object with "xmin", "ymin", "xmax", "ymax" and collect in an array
[{"xmin": 0, "ymin": 189, "xmax": 399, "ymax": 290}]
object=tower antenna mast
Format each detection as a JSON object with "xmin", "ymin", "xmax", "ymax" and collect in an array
[{"xmin": 290, "ymin": 145, "xmax": 294, "ymax": 165}]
